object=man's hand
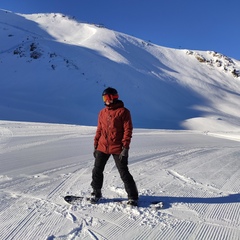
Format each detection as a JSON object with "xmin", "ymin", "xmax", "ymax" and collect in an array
[
  {"xmin": 93, "ymin": 146, "xmax": 98, "ymax": 158},
  {"xmin": 119, "ymin": 147, "xmax": 129, "ymax": 160}
]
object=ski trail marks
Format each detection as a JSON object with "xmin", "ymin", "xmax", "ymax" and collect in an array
[{"xmin": 0, "ymin": 196, "xmax": 65, "ymax": 240}]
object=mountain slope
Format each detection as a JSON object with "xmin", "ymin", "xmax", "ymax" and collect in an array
[{"xmin": 0, "ymin": 9, "xmax": 240, "ymax": 130}]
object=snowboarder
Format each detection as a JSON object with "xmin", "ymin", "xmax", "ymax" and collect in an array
[{"xmin": 91, "ymin": 87, "xmax": 138, "ymax": 206}]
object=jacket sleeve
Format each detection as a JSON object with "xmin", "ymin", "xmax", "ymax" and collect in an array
[
  {"xmin": 122, "ymin": 108, "xmax": 133, "ymax": 149},
  {"xmin": 94, "ymin": 111, "xmax": 102, "ymax": 147}
]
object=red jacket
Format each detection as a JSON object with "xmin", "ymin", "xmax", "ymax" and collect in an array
[{"xmin": 94, "ymin": 100, "xmax": 133, "ymax": 154}]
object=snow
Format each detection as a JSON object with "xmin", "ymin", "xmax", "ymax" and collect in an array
[
  {"xmin": 0, "ymin": 9, "xmax": 240, "ymax": 240},
  {"xmin": 1, "ymin": 10, "xmax": 240, "ymax": 130},
  {"xmin": 1, "ymin": 121, "xmax": 240, "ymax": 239}
]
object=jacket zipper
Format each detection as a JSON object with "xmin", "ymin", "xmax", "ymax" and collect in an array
[{"xmin": 106, "ymin": 111, "xmax": 111, "ymax": 154}]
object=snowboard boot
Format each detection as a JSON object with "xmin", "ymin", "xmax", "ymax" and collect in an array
[
  {"xmin": 90, "ymin": 189, "xmax": 102, "ymax": 204},
  {"xmin": 127, "ymin": 199, "xmax": 138, "ymax": 206}
]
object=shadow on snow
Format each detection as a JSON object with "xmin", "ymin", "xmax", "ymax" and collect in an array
[{"xmin": 138, "ymin": 193, "xmax": 240, "ymax": 209}]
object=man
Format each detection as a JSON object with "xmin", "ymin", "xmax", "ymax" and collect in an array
[{"xmin": 91, "ymin": 87, "xmax": 138, "ymax": 206}]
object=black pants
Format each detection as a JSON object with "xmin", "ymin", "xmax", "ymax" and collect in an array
[{"xmin": 91, "ymin": 150, "xmax": 138, "ymax": 200}]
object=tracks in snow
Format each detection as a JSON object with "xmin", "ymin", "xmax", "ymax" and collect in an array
[
  {"xmin": 0, "ymin": 163, "xmax": 91, "ymax": 240},
  {"xmin": 1, "ymin": 123, "xmax": 240, "ymax": 239}
]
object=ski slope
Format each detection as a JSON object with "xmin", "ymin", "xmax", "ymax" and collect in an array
[{"xmin": 1, "ymin": 121, "xmax": 240, "ymax": 239}]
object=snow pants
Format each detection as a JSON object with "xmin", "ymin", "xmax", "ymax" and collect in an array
[{"xmin": 91, "ymin": 150, "xmax": 138, "ymax": 200}]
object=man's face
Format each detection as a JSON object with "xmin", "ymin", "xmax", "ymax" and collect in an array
[
  {"xmin": 105, "ymin": 100, "xmax": 111, "ymax": 105},
  {"xmin": 102, "ymin": 94, "xmax": 117, "ymax": 105}
]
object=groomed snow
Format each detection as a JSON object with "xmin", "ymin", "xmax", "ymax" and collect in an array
[{"xmin": 0, "ymin": 121, "xmax": 240, "ymax": 239}]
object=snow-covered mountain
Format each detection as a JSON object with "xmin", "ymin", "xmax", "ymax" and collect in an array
[
  {"xmin": 1, "ymin": 9, "xmax": 240, "ymax": 240},
  {"xmin": 1, "ymin": 9, "xmax": 240, "ymax": 130}
]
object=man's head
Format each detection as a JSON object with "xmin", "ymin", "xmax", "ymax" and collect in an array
[{"xmin": 102, "ymin": 87, "xmax": 119, "ymax": 105}]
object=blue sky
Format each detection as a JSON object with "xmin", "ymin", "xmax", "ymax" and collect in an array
[{"xmin": 1, "ymin": 0, "xmax": 240, "ymax": 60}]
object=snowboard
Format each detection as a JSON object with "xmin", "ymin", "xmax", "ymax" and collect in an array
[
  {"xmin": 64, "ymin": 195, "xmax": 105, "ymax": 204},
  {"xmin": 64, "ymin": 195, "xmax": 164, "ymax": 209}
]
